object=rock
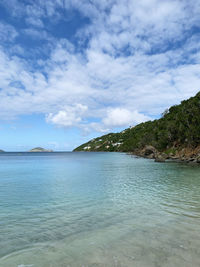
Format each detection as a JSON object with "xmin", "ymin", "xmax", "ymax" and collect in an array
[
  {"xmin": 142, "ymin": 145, "xmax": 157, "ymax": 157},
  {"xmin": 155, "ymin": 154, "xmax": 166, "ymax": 162},
  {"xmin": 187, "ymin": 157, "xmax": 197, "ymax": 163},
  {"xmin": 188, "ymin": 160, "xmax": 197, "ymax": 165},
  {"xmin": 148, "ymin": 154, "xmax": 155, "ymax": 159},
  {"xmin": 171, "ymin": 156, "xmax": 179, "ymax": 160}
]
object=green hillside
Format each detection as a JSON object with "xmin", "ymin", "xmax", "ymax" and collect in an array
[{"xmin": 74, "ymin": 92, "xmax": 200, "ymax": 155}]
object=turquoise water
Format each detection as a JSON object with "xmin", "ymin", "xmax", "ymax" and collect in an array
[{"xmin": 0, "ymin": 152, "xmax": 200, "ymax": 267}]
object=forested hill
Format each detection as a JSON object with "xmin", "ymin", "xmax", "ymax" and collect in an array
[{"xmin": 74, "ymin": 92, "xmax": 200, "ymax": 155}]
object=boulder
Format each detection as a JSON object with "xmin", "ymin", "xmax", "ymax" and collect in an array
[
  {"xmin": 196, "ymin": 156, "xmax": 200, "ymax": 163},
  {"xmin": 155, "ymin": 154, "xmax": 166, "ymax": 162},
  {"xmin": 142, "ymin": 145, "xmax": 157, "ymax": 157}
]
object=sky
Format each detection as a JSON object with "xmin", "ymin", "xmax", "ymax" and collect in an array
[{"xmin": 0, "ymin": 0, "xmax": 200, "ymax": 151}]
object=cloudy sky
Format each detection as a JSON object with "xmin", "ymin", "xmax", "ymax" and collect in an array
[{"xmin": 0, "ymin": 0, "xmax": 200, "ymax": 151}]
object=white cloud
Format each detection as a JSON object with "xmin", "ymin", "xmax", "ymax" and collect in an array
[
  {"xmin": 0, "ymin": 22, "xmax": 18, "ymax": 42},
  {"xmin": 46, "ymin": 104, "xmax": 88, "ymax": 127},
  {"xmin": 23, "ymin": 28, "xmax": 52, "ymax": 41},
  {"xmin": 0, "ymin": 0, "xmax": 200, "ymax": 134},
  {"xmin": 103, "ymin": 108, "xmax": 150, "ymax": 127},
  {"xmin": 25, "ymin": 17, "xmax": 44, "ymax": 28}
]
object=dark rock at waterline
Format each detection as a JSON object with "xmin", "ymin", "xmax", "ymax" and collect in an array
[
  {"xmin": 131, "ymin": 145, "xmax": 200, "ymax": 164},
  {"xmin": 188, "ymin": 158, "xmax": 197, "ymax": 162},
  {"xmin": 142, "ymin": 145, "xmax": 157, "ymax": 156},
  {"xmin": 196, "ymin": 156, "xmax": 200, "ymax": 163},
  {"xmin": 132, "ymin": 145, "xmax": 158, "ymax": 159},
  {"xmin": 155, "ymin": 155, "xmax": 166, "ymax": 162}
]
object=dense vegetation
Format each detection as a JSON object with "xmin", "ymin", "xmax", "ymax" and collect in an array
[{"xmin": 74, "ymin": 92, "xmax": 200, "ymax": 153}]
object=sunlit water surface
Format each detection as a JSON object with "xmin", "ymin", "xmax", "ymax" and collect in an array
[{"xmin": 0, "ymin": 152, "xmax": 200, "ymax": 267}]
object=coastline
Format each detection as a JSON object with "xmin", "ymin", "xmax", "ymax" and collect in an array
[{"xmin": 130, "ymin": 145, "xmax": 200, "ymax": 164}]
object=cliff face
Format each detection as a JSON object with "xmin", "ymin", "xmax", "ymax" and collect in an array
[{"xmin": 74, "ymin": 92, "xmax": 200, "ymax": 163}]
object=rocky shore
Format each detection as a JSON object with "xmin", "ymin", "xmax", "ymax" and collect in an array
[{"xmin": 132, "ymin": 145, "xmax": 200, "ymax": 164}]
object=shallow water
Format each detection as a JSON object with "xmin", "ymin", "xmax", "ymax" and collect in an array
[{"xmin": 0, "ymin": 152, "xmax": 200, "ymax": 267}]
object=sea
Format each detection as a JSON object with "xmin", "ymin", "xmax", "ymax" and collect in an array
[{"xmin": 0, "ymin": 152, "xmax": 200, "ymax": 267}]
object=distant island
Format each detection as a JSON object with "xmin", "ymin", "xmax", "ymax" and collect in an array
[
  {"xmin": 29, "ymin": 147, "xmax": 53, "ymax": 152},
  {"xmin": 0, "ymin": 149, "xmax": 4, "ymax": 152},
  {"xmin": 74, "ymin": 92, "xmax": 200, "ymax": 163}
]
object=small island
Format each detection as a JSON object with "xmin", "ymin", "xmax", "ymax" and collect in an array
[
  {"xmin": 28, "ymin": 147, "xmax": 53, "ymax": 152},
  {"xmin": 0, "ymin": 149, "xmax": 5, "ymax": 152}
]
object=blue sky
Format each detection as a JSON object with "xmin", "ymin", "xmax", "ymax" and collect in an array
[{"xmin": 0, "ymin": 0, "xmax": 200, "ymax": 151}]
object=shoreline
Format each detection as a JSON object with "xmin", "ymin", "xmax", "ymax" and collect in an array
[{"xmin": 129, "ymin": 145, "xmax": 200, "ymax": 164}]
